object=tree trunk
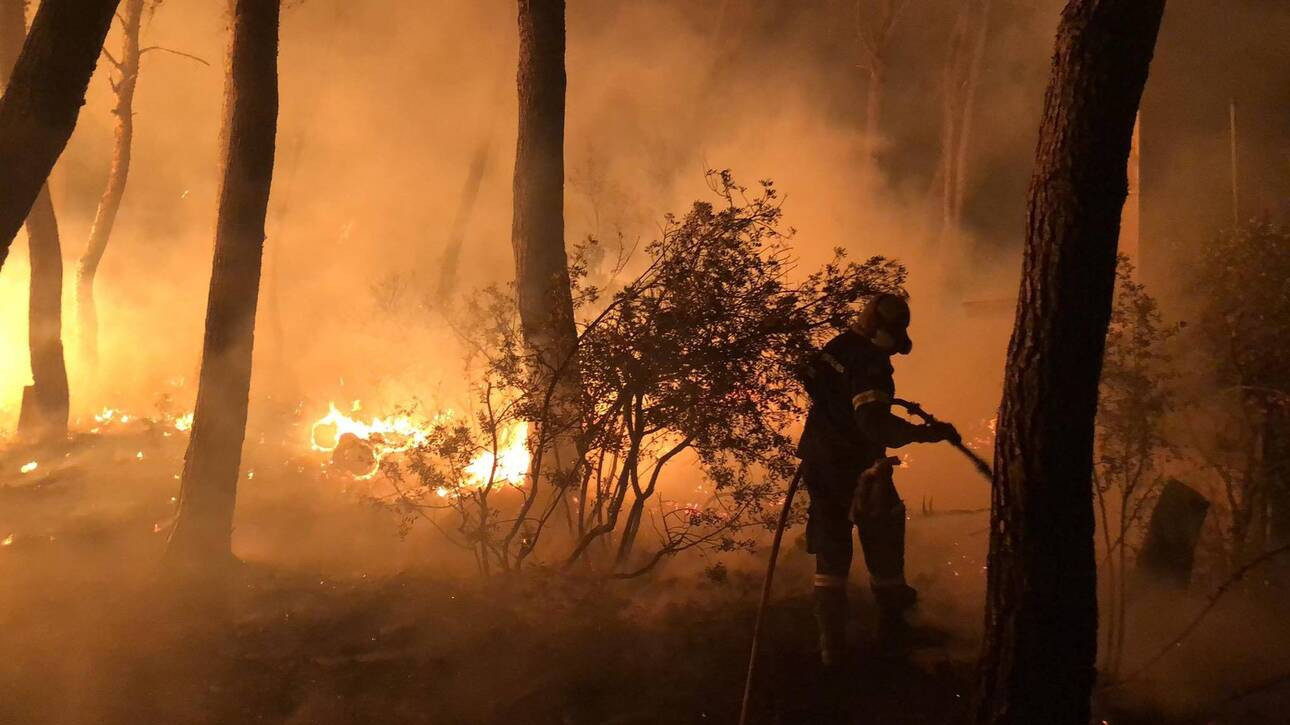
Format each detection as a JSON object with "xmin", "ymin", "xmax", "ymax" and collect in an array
[
  {"xmin": 16, "ymin": 188, "xmax": 68, "ymax": 439},
  {"xmin": 974, "ymin": 2, "xmax": 1166, "ymax": 724},
  {"xmin": 1266, "ymin": 403, "xmax": 1290, "ymax": 548},
  {"xmin": 938, "ymin": 6, "xmax": 969, "ymax": 241},
  {"xmin": 436, "ymin": 134, "xmax": 493, "ymax": 300},
  {"xmin": 77, "ymin": 0, "xmax": 144, "ymax": 368},
  {"xmin": 167, "ymin": 0, "xmax": 279, "ymax": 566},
  {"xmin": 862, "ymin": 62, "xmax": 884, "ymax": 168},
  {"xmin": 1, "ymin": 0, "xmax": 69, "ymax": 440},
  {"xmin": 513, "ymin": 0, "xmax": 581, "ymax": 485},
  {"xmin": 937, "ymin": 0, "xmax": 991, "ymax": 246},
  {"xmin": 0, "ymin": 0, "xmax": 119, "ymax": 270},
  {"xmin": 951, "ymin": 0, "xmax": 990, "ymax": 229}
]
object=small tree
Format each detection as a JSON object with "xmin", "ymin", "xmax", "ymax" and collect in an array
[
  {"xmin": 1093, "ymin": 256, "xmax": 1179, "ymax": 678},
  {"xmin": 383, "ymin": 172, "xmax": 906, "ymax": 576},
  {"xmin": 1187, "ymin": 221, "xmax": 1290, "ymax": 562}
]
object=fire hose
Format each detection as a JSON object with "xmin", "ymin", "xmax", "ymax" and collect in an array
[
  {"xmin": 738, "ymin": 399, "xmax": 993, "ymax": 725},
  {"xmin": 891, "ymin": 397, "xmax": 994, "ymax": 484}
]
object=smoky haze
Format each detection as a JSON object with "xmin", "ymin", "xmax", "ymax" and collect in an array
[
  {"xmin": 3, "ymin": 0, "xmax": 1064, "ymax": 510},
  {"xmin": 3, "ymin": 1, "xmax": 1289, "ymax": 723}
]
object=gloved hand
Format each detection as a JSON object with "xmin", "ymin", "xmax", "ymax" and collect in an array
[{"xmin": 919, "ymin": 421, "xmax": 960, "ymax": 445}]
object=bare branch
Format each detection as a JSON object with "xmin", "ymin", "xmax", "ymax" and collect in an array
[{"xmin": 140, "ymin": 45, "xmax": 209, "ymax": 66}]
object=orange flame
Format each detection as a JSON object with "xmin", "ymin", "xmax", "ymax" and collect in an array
[{"xmin": 310, "ymin": 401, "xmax": 529, "ymax": 488}]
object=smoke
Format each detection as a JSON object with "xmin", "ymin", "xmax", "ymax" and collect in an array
[
  {"xmin": 1, "ymin": 0, "xmax": 1064, "ymax": 442},
  {"xmin": 3, "ymin": 1, "xmax": 1289, "ymax": 721}
]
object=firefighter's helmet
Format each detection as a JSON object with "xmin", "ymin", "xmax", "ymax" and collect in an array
[{"xmin": 855, "ymin": 293, "xmax": 912, "ymax": 354}]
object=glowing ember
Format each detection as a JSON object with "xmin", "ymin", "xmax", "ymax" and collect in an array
[
  {"xmin": 1, "ymin": 533, "xmax": 12, "ymax": 547},
  {"xmin": 19, "ymin": 461, "xmax": 37, "ymax": 474},
  {"xmin": 94, "ymin": 407, "xmax": 129, "ymax": 425}
]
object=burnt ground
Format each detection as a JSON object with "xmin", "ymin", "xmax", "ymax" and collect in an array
[{"xmin": 1, "ymin": 428, "xmax": 1288, "ymax": 724}]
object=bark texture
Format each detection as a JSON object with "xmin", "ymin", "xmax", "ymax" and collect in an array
[
  {"xmin": 0, "ymin": 0, "xmax": 119, "ymax": 270},
  {"xmin": 78, "ymin": 0, "xmax": 144, "ymax": 367},
  {"xmin": 167, "ymin": 0, "xmax": 279, "ymax": 564},
  {"xmin": 974, "ymin": 2, "xmax": 1166, "ymax": 723},
  {"xmin": 513, "ymin": 0, "xmax": 581, "ymax": 481},
  {"xmin": 1, "ymin": 0, "xmax": 69, "ymax": 439}
]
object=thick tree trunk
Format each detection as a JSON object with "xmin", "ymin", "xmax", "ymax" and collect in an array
[
  {"xmin": 77, "ymin": 0, "xmax": 144, "ymax": 367},
  {"xmin": 1, "ymin": 0, "xmax": 69, "ymax": 439},
  {"xmin": 513, "ymin": 0, "xmax": 581, "ymax": 484},
  {"xmin": 974, "ymin": 2, "xmax": 1165, "ymax": 724},
  {"xmin": 167, "ymin": 0, "xmax": 279, "ymax": 566},
  {"xmin": 0, "ymin": 0, "xmax": 119, "ymax": 270}
]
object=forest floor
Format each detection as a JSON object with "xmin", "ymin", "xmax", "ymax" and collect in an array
[{"xmin": 2, "ymin": 425, "xmax": 1288, "ymax": 724}]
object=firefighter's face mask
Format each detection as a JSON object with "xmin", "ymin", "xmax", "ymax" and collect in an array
[
  {"xmin": 872, "ymin": 327, "xmax": 913, "ymax": 355},
  {"xmin": 856, "ymin": 293, "xmax": 914, "ymax": 355}
]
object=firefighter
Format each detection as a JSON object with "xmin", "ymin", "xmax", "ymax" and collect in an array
[{"xmin": 797, "ymin": 293, "xmax": 959, "ymax": 666}]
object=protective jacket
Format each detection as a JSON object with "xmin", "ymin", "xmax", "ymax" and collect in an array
[{"xmin": 798, "ymin": 329, "xmax": 930, "ymax": 465}]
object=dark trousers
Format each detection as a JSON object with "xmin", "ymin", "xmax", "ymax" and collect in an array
[{"xmin": 803, "ymin": 457, "xmax": 907, "ymax": 600}]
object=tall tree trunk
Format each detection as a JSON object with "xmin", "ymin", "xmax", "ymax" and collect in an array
[
  {"xmin": 0, "ymin": 0, "xmax": 119, "ymax": 270},
  {"xmin": 513, "ymin": 0, "xmax": 581, "ymax": 485},
  {"xmin": 938, "ymin": 6, "xmax": 969, "ymax": 240},
  {"xmin": 951, "ymin": 0, "xmax": 990, "ymax": 229},
  {"xmin": 862, "ymin": 63, "xmax": 884, "ymax": 168},
  {"xmin": 1, "ymin": 0, "xmax": 70, "ymax": 440},
  {"xmin": 974, "ymin": 2, "xmax": 1166, "ymax": 724},
  {"xmin": 167, "ymin": 0, "xmax": 279, "ymax": 566},
  {"xmin": 436, "ymin": 133, "xmax": 493, "ymax": 300},
  {"xmin": 77, "ymin": 0, "xmax": 144, "ymax": 368},
  {"xmin": 17, "ymin": 188, "xmax": 68, "ymax": 439},
  {"xmin": 854, "ymin": 0, "xmax": 905, "ymax": 171},
  {"xmin": 1266, "ymin": 402, "xmax": 1290, "ymax": 548},
  {"xmin": 937, "ymin": 0, "xmax": 991, "ymax": 246}
]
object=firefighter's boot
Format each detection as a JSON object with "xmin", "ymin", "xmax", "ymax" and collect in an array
[
  {"xmin": 858, "ymin": 487, "xmax": 917, "ymax": 646},
  {"xmin": 813, "ymin": 574, "xmax": 848, "ymax": 669},
  {"xmin": 873, "ymin": 577, "xmax": 918, "ymax": 645}
]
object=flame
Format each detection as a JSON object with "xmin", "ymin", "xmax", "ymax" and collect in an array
[
  {"xmin": 310, "ymin": 402, "xmax": 436, "ymax": 456},
  {"xmin": 174, "ymin": 412, "xmax": 194, "ymax": 432},
  {"xmin": 462, "ymin": 422, "xmax": 529, "ymax": 488},
  {"xmin": 310, "ymin": 401, "xmax": 529, "ymax": 488},
  {"xmin": 19, "ymin": 461, "xmax": 37, "ymax": 474}
]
